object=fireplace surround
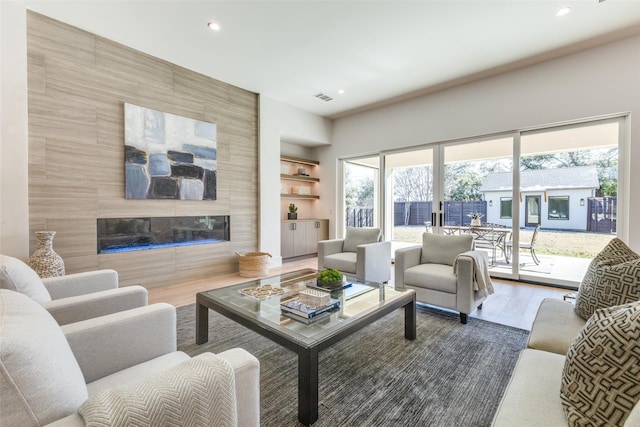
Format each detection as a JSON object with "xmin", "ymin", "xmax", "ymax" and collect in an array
[{"xmin": 97, "ymin": 216, "xmax": 230, "ymax": 254}]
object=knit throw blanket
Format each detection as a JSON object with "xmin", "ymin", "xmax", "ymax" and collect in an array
[
  {"xmin": 78, "ymin": 353, "xmax": 237, "ymax": 427},
  {"xmin": 454, "ymin": 251, "xmax": 495, "ymax": 298}
]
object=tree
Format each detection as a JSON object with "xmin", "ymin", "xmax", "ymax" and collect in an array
[
  {"xmin": 354, "ymin": 176, "xmax": 374, "ymax": 207},
  {"xmin": 392, "ymin": 167, "xmax": 433, "ymax": 202}
]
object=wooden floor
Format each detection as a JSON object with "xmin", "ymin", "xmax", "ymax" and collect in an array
[{"xmin": 148, "ymin": 257, "xmax": 570, "ymax": 331}]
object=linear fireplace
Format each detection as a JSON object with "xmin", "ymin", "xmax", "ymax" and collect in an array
[{"xmin": 97, "ymin": 216, "xmax": 230, "ymax": 254}]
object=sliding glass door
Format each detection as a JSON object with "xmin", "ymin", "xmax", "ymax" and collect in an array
[
  {"xmin": 341, "ymin": 115, "xmax": 626, "ymax": 288},
  {"xmin": 383, "ymin": 148, "xmax": 435, "ymax": 255},
  {"xmin": 343, "ymin": 157, "xmax": 380, "ymax": 232},
  {"xmin": 517, "ymin": 118, "xmax": 621, "ymax": 286}
]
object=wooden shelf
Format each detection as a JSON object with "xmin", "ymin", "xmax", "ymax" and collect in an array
[
  {"xmin": 280, "ymin": 174, "xmax": 320, "ymax": 183},
  {"xmin": 280, "ymin": 155, "xmax": 319, "ymax": 166},
  {"xmin": 281, "ymin": 194, "xmax": 320, "ymax": 200}
]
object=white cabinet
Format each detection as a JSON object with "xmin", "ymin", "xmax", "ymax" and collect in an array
[{"xmin": 281, "ymin": 219, "xmax": 329, "ymax": 259}]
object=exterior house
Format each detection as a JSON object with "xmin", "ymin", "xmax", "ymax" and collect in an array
[{"xmin": 480, "ymin": 166, "xmax": 600, "ymax": 230}]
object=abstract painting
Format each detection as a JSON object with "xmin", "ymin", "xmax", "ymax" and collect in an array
[{"xmin": 124, "ymin": 103, "xmax": 217, "ymax": 200}]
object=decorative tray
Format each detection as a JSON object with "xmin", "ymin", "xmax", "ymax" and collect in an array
[{"xmin": 239, "ymin": 284, "xmax": 285, "ymax": 300}]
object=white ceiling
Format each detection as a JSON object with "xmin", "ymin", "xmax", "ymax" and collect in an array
[{"xmin": 25, "ymin": 1, "xmax": 640, "ymax": 119}]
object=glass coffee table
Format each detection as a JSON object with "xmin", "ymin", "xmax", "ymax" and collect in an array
[{"xmin": 196, "ymin": 268, "xmax": 416, "ymax": 426}]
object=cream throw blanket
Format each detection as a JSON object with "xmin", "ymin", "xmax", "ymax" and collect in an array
[
  {"xmin": 454, "ymin": 251, "xmax": 495, "ymax": 298},
  {"xmin": 79, "ymin": 353, "xmax": 237, "ymax": 427}
]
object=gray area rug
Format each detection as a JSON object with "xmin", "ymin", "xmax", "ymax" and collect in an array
[{"xmin": 177, "ymin": 304, "xmax": 528, "ymax": 427}]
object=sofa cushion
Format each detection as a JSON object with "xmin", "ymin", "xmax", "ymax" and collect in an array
[
  {"xmin": 527, "ymin": 298, "xmax": 587, "ymax": 355},
  {"xmin": 342, "ymin": 227, "xmax": 381, "ymax": 253},
  {"xmin": 0, "ymin": 255, "xmax": 51, "ymax": 303},
  {"xmin": 575, "ymin": 238, "xmax": 640, "ymax": 321},
  {"xmin": 491, "ymin": 349, "xmax": 567, "ymax": 427},
  {"xmin": 560, "ymin": 300, "xmax": 640, "ymax": 426},
  {"xmin": 404, "ymin": 263, "xmax": 457, "ymax": 293},
  {"xmin": 421, "ymin": 233, "xmax": 473, "ymax": 266},
  {"xmin": 322, "ymin": 252, "xmax": 357, "ymax": 274},
  {"xmin": 0, "ymin": 289, "xmax": 88, "ymax": 426}
]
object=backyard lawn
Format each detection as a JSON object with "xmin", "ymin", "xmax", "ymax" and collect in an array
[{"xmin": 392, "ymin": 225, "xmax": 614, "ymax": 259}]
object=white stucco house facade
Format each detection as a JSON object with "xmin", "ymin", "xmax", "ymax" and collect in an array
[{"xmin": 481, "ymin": 166, "xmax": 600, "ymax": 231}]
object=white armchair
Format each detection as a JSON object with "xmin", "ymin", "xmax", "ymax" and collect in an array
[
  {"xmin": 318, "ymin": 227, "xmax": 391, "ymax": 284},
  {"xmin": 0, "ymin": 254, "xmax": 147, "ymax": 325},
  {"xmin": 0, "ymin": 289, "xmax": 260, "ymax": 427},
  {"xmin": 395, "ymin": 233, "xmax": 490, "ymax": 324}
]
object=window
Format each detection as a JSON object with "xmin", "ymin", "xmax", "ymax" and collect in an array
[
  {"xmin": 500, "ymin": 197, "xmax": 512, "ymax": 219},
  {"xmin": 548, "ymin": 196, "xmax": 570, "ymax": 220}
]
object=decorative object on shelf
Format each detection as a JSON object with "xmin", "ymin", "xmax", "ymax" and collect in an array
[
  {"xmin": 291, "ymin": 186, "xmax": 311, "ymax": 195},
  {"xmin": 468, "ymin": 212, "xmax": 484, "ymax": 226},
  {"xmin": 297, "ymin": 167, "xmax": 308, "ymax": 176},
  {"xmin": 236, "ymin": 252, "xmax": 272, "ymax": 278},
  {"xmin": 288, "ymin": 203, "xmax": 298, "ymax": 220},
  {"xmin": 316, "ymin": 268, "xmax": 344, "ymax": 289},
  {"xmin": 27, "ymin": 231, "xmax": 65, "ymax": 278}
]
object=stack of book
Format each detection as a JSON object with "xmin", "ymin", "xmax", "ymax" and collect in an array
[{"xmin": 281, "ymin": 294, "xmax": 340, "ymax": 325}]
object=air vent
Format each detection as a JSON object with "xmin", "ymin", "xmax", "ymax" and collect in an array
[{"xmin": 313, "ymin": 93, "xmax": 333, "ymax": 102}]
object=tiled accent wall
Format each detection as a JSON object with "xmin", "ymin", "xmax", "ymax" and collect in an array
[{"xmin": 27, "ymin": 12, "xmax": 258, "ymax": 288}]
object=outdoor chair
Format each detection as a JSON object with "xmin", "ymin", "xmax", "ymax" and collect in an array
[
  {"xmin": 505, "ymin": 224, "xmax": 541, "ymax": 265},
  {"xmin": 318, "ymin": 227, "xmax": 391, "ymax": 284},
  {"xmin": 0, "ymin": 254, "xmax": 148, "ymax": 325},
  {"xmin": 467, "ymin": 223, "xmax": 510, "ymax": 265},
  {"xmin": 0, "ymin": 289, "xmax": 260, "ymax": 427}
]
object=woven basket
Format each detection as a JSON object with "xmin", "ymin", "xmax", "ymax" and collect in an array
[{"xmin": 236, "ymin": 252, "xmax": 272, "ymax": 278}]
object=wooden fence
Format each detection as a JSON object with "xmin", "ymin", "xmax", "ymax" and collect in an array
[
  {"xmin": 586, "ymin": 197, "xmax": 617, "ymax": 233},
  {"xmin": 349, "ymin": 197, "xmax": 616, "ymax": 234}
]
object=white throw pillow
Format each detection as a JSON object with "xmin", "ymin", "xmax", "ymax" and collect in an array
[
  {"xmin": 0, "ymin": 289, "xmax": 88, "ymax": 425},
  {"xmin": 0, "ymin": 254, "xmax": 51, "ymax": 303}
]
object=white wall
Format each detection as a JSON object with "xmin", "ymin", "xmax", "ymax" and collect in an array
[
  {"xmin": 0, "ymin": 2, "xmax": 29, "ymax": 258},
  {"xmin": 486, "ymin": 189, "xmax": 593, "ymax": 230},
  {"xmin": 320, "ymin": 34, "xmax": 640, "ymax": 250},
  {"xmin": 259, "ymin": 96, "xmax": 333, "ymax": 264}
]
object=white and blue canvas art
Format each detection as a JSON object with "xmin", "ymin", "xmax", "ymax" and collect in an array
[{"xmin": 124, "ymin": 103, "xmax": 217, "ymax": 200}]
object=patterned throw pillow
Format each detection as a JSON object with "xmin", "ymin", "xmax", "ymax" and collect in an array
[
  {"xmin": 574, "ymin": 238, "xmax": 640, "ymax": 321},
  {"xmin": 560, "ymin": 301, "xmax": 640, "ymax": 426}
]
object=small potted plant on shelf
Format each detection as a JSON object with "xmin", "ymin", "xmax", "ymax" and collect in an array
[
  {"xmin": 468, "ymin": 212, "xmax": 483, "ymax": 226},
  {"xmin": 288, "ymin": 203, "xmax": 298, "ymax": 220}
]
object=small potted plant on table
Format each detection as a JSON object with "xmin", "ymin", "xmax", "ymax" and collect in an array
[
  {"xmin": 317, "ymin": 268, "xmax": 344, "ymax": 290},
  {"xmin": 468, "ymin": 212, "xmax": 483, "ymax": 226},
  {"xmin": 288, "ymin": 203, "xmax": 298, "ymax": 220}
]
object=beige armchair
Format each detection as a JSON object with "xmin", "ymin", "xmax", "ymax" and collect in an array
[
  {"xmin": 318, "ymin": 227, "xmax": 391, "ymax": 284},
  {"xmin": 0, "ymin": 289, "xmax": 260, "ymax": 427},
  {"xmin": 0, "ymin": 254, "xmax": 147, "ymax": 325},
  {"xmin": 394, "ymin": 233, "xmax": 490, "ymax": 324}
]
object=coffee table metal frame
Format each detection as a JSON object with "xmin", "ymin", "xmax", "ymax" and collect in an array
[{"xmin": 195, "ymin": 269, "xmax": 416, "ymax": 426}]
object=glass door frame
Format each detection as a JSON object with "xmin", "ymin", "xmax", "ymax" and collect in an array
[
  {"xmin": 337, "ymin": 155, "xmax": 382, "ymax": 238},
  {"xmin": 340, "ymin": 113, "xmax": 628, "ymax": 286},
  {"xmin": 436, "ymin": 133, "xmax": 519, "ymax": 281}
]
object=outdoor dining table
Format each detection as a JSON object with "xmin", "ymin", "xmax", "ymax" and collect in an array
[{"xmin": 443, "ymin": 224, "xmax": 511, "ymax": 265}]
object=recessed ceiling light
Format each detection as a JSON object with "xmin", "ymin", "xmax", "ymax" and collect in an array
[
  {"xmin": 556, "ymin": 7, "xmax": 571, "ymax": 16},
  {"xmin": 207, "ymin": 21, "xmax": 220, "ymax": 31},
  {"xmin": 338, "ymin": 89, "xmax": 345, "ymax": 94}
]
